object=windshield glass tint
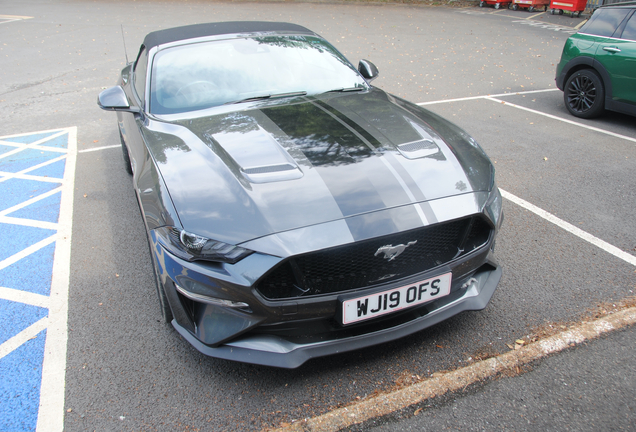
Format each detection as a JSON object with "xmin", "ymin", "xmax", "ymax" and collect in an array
[{"xmin": 150, "ymin": 35, "xmax": 367, "ymax": 114}]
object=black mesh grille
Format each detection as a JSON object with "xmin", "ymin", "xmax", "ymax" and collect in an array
[{"xmin": 257, "ymin": 216, "xmax": 492, "ymax": 300}]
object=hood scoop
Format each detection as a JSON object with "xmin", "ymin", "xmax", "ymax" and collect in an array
[
  {"xmin": 396, "ymin": 119, "xmax": 444, "ymax": 160},
  {"xmin": 211, "ymin": 126, "xmax": 303, "ymax": 184}
]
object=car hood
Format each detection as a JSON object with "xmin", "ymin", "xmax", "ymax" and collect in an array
[{"xmin": 144, "ymin": 89, "xmax": 494, "ymax": 247}]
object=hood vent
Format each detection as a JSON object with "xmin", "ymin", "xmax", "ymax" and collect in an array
[
  {"xmin": 241, "ymin": 163, "xmax": 302, "ymax": 183},
  {"xmin": 211, "ymin": 126, "xmax": 303, "ymax": 184},
  {"xmin": 243, "ymin": 163, "xmax": 296, "ymax": 175},
  {"xmin": 396, "ymin": 120, "xmax": 443, "ymax": 160}
]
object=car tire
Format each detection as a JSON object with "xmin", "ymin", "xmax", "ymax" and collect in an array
[
  {"xmin": 119, "ymin": 130, "xmax": 133, "ymax": 175},
  {"xmin": 564, "ymin": 69, "xmax": 605, "ymax": 119},
  {"xmin": 146, "ymin": 229, "xmax": 174, "ymax": 323}
]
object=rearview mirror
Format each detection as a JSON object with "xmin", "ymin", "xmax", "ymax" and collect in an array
[
  {"xmin": 358, "ymin": 59, "xmax": 379, "ymax": 82},
  {"xmin": 97, "ymin": 86, "xmax": 139, "ymax": 113}
]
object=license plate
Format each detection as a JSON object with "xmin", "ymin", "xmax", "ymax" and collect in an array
[{"xmin": 341, "ymin": 272, "xmax": 452, "ymax": 325}]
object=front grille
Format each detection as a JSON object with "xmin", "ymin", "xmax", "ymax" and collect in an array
[{"xmin": 256, "ymin": 216, "xmax": 492, "ymax": 300}]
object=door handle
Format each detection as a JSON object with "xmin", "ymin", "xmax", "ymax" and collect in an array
[{"xmin": 603, "ymin": 46, "xmax": 621, "ymax": 53}]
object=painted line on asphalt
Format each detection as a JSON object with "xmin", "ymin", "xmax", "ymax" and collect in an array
[
  {"xmin": 36, "ymin": 126, "xmax": 77, "ymax": 432},
  {"xmin": 486, "ymin": 97, "xmax": 636, "ymax": 143},
  {"xmin": 0, "ymin": 235, "xmax": 57, "ymax": 272},
  {"xmin": 0, "ymin": 317, "xmax": 48, "ymax": 361},
  {"xmin": 574, "ymin": 19, "xmax": 587, "ymax": 30},
  {"xmin": 0, "ymin": 154, "xmax": 67, "ymax": 184},
  {"xmin": 0, "ymin": 216, "xmax": 58, "ymax": 230},
  {"xmin": 500, "ymin": 189, "xmax": 636, "ymax": 267},
  {"xmin": 416, "ymin": 88, "xmax": 559, "ymax": 106},
  {"xmin": 277, "ymin": 307, "xmax": 636, "ymax": 432},
  {"xmin": 0, "ymin": 187, "xmax": 62, "ymax": 217},
  {"xmin": 0, "ymin": 16, "xmax": 33, "ymax": 25},
  {"xmin": 523, "ymin": 12, "xmax": 547, "ymax": 19},
  {"xmin": 0, "ymin": 286, "xmax": 50, "ymax": 309},
  {"xmin": 78, "ymin": 144, "xmax": 120, "ymax": 153}
]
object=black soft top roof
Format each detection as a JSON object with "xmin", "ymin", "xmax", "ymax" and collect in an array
[{"xmin": 142, "ymin": 21, "xmax": 315, "ymax": 50}]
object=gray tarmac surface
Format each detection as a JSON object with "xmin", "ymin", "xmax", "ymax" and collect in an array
[
  {"xmin": 1, "ymin": 1, "xmax": 635, "ymax": 430},
  {"xmin": 362, "ymin": 325, "xmax": 636, "ymax": 432}
]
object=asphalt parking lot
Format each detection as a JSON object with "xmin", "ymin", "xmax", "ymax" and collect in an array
[{"xmin": 1, "ymin": 1, "xmax": 635, "ymax": 431}]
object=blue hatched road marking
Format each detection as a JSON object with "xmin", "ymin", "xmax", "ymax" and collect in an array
[{"xmin": 0, "ymin": 128, "xmax": 76, "ymax": 432}]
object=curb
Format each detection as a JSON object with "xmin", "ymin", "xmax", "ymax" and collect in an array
[{"xmin": 275, "ymin": 307, "xmax": 636, "ymax": 431}]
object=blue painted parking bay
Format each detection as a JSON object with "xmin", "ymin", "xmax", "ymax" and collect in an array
[{"xmin": 0, "ymin": 129, "xmax": 76, "ymax": 432}]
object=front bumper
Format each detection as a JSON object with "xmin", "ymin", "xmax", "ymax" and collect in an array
[
  {"xmin": 152, "ymin": 192, "xmax": 504, "ymax": 368},
  {"xmin": 169, "ymin": 259, "xmax": 501, "ymax": 368}
]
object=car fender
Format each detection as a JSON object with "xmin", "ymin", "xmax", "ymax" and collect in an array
[
  {"xmin": 134, "ymin": 133, "xmax": 182, "ymax": 231},
  {"xmin": 557, "ymin": 56, "xmax": 614, "ymax": 107}
]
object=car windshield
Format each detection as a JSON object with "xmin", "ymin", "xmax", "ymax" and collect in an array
[{"xmin": 150, "ymin": 35, "xmax": 368, "ymax": 114}]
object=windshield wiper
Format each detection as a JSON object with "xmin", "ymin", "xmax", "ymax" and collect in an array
[
  {"xmin": 227, "ymin": 91, "xmax": 307, "ymax": 105},
  {"xmin": 324, "ymin": 86, "xmax": 366, "ymax": 93}
]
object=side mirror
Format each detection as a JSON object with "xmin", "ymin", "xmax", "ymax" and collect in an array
[
  {"xmin": 97, "ymin": 86, "xmax": 140, "ymax": 113},
  {"xmin": 358, "ymin": 59, "xmax": 379, "ymax": 82}
]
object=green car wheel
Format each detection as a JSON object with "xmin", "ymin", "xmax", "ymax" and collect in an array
[{"xmin": 564, "ymin": 69, "xmax": 605, "ymax": 119}]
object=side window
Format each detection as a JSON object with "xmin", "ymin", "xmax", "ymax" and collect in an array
[
  {"xmin": 620, "ymin": 11, "xmax": 636, "ymax": 41},
  {"xmin": 580, "ymin": 8, "xmax": 631, "ymax": 37},
  {"xmin": 133, "ymin": 46, "xmax": 148, "ymax": 106}
]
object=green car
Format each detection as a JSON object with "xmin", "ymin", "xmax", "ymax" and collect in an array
[{"xmin": 556, "ymin": 2, "xmax": 636, "ymax": 119}]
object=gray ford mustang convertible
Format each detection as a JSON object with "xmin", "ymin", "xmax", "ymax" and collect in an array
[{"xmin": 98, "ymin": 22, "xmax": 503, "ymax": 368}]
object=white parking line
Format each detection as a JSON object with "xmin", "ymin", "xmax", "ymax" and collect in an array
[
  {"xmin": 0, "ymin": 14, "xmax": 33, "ymax": 25},
  {"xmin": 78, "ymin": 144, "xmax": 120, "ymax": 153},
  {"xmin": 417, "ymin": 88, "xmax": 559, "ymax": 106},
  {"xmin": 0, "ymin": 216, "xmax": 58, "ymax": 230},
  {"xmin": 0, "ymin": 286, "xmax": 50, "ymax": 309},
  {"xmin": 0, "ymin": 235, "xmax": 57, "ymax": 272},
  {"xmin": 0, "ymin": 187, "xmax": 62, "ymax": 217},
  {"xmin": 0, "ymin": 317, "xmax": 48, "ymax": 361},
  {"xmin": 500, "ymin": 189, "xmax": 636, "ymax": 267},
  {"xmin": 36, "ymin": 127, "xmax": 77, "ymax": 432},
  {"xmin": 486, "ymin": 97, "xmax": 636, "ymax": 143},
  {"xmin": 277, "ymin": 306, "xmax": 636, "ymax": 432}
]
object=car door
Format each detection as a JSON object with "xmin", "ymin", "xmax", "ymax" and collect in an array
[{"xmin": 595, "ymin": 10, "xmax": 636, "ymax": 106}]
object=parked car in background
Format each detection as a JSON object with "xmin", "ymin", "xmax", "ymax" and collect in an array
[
  {"xmin": 556, "ymin": 2, "xmax": 636, "ymax": 118},
  {"xmin": 98, "ymin": 22, "xmax": 503, "ymax": 368}
]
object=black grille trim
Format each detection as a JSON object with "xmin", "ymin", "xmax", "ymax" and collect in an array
[{"xmin": 256, "ymin": 216, "xmax": 493, "ymax": 300}]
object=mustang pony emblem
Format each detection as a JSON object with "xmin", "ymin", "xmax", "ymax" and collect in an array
[{"xmin": 374, "ymin": 241, "xmax": 417, "ymax": 261}]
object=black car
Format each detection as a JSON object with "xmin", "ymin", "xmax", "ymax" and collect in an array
[{"xmin": 98, "ymin": 22, "xmax": 503, "ymax": 368}]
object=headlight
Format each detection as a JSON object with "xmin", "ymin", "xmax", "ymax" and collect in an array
[
  {"xmin": 153, "ymin": 226, "xmax": 253, "ymax": 264},
  {"xmin": 485, "ymin": 184, "xmax": 503, "ymax": 230}
]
